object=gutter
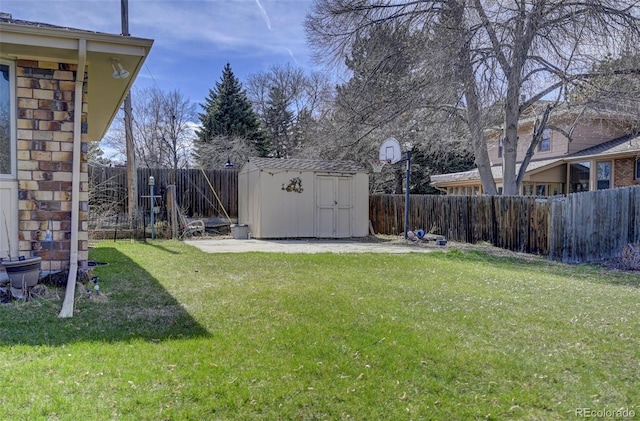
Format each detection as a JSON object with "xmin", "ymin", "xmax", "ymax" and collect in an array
[{"xmin": 59, "ymin": 38, "xmax": 86, "ymax": 318}]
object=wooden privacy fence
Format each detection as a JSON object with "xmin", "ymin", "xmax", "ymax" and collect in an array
[
  {"xmin": 370, "ymin": 186, "xmax": 640, "ymax": 262},
  {"xmin": 88, "ymin": 166, "xmax": 239, "ymax": 218},
  {"xmin": 548, "ymin": 186, "xmax": 640, "ymax": 262},
  {"xmin": 370, "ymin": 194, "xmax": 550, "ymax": 255}
]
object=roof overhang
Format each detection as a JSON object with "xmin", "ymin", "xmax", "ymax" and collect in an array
[
  {"xmin": 0, "ymin": 21, "xmax": 153, "ymax": 141},
  {"xmin": 430, "ymin": 158, "xmax": 566, "ymax": 187}
]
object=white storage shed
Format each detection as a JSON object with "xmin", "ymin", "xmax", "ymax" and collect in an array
[{"xmin": 238, "ymin": 158, "xmax": 369, "ymax": 239}]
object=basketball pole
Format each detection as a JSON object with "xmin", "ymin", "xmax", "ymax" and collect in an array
[
  {"xmin": 375, "ymin": 138, "xmax": 412, "ymax": 240},
  {"xmin": 404, "ymin": 149, "xmax": 411, "ymax": 240}
]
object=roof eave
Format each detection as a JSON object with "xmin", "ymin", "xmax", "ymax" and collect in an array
[{"xmin": 0, "ymin": 21, "xmax": 153, "ymax": 141}]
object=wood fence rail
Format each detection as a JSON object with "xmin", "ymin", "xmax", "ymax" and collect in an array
[
  {"xmin": 88, "ymin": 166, "xmax": 238, "ymax": 218},
  {"xmin": 370, "ymin": 187, "xmax": 640, "ymax": 262}
]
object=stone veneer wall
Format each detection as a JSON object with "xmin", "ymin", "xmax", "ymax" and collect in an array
[{"xmin": 15, "ymin": 59, "xmax": 88, "ymax": 272}]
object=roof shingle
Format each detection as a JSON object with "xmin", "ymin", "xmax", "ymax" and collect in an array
[{"xmin": 247, "ymin": 158, "xmax": 366, "ymax": 173}]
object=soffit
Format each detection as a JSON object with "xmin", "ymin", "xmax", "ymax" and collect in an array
[{"xmin": 0, "ymin": 21, "xmax": 153, "ymax": 141}]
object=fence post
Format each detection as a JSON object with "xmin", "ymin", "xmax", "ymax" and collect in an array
[{"xmin": 167, "ymin": 185, "xmax": 178, "ymax": 239}]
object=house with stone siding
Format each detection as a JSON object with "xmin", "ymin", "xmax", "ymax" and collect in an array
[
  {"xmin": 0, "ymin": 14, "xmax": 152, "ymax": 274},
  {"xmin": 431, "ymin": 103, "xmax": 640, "ymax": 195}
]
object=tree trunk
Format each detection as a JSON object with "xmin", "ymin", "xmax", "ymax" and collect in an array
[
  {"xmin": 502, "ymin": 87, "xmax": 520, "ymax": 195},
  {"xmin": 447, "ymin": 0, "xmax": 497, "ymax": 195}
]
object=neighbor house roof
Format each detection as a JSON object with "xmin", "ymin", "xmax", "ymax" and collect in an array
[
  {"xmin": 246, "ymin": 158, "xmax": 366, "ymax": 173},
  {"xmin": 0, "ymin": 13, "xmax": 153, "ymax": 141},
  {"xmin": 431, "ymin": 134, "xmax": 640, "ymax": 185},
  {"xmin": 430, "ymin": 158, "xmax": 563, "ymax": 184},
  {"xmin": 567, "ymin": 133, "xmax": 640, "ymax": 159},
  {"xmin": 483, "ymin": 101, "xmax": 638, "ymax": 140}
]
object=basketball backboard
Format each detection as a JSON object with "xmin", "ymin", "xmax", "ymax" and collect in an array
[{"xmin": 379, "ymin": 137, "xmax": 402, "ymax": 164}]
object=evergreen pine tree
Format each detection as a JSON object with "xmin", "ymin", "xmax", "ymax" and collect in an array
[
  {"xmin": 264, "ymin": 86, "xmax": 294, "ymax": 158},
  {"xmin": 195, "ymin": 63, "xmax": 269, "ymax": 168}
]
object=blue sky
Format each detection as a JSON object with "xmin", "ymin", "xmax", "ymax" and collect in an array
[{"xmin": 2, "ymin": 0, "xmax": 318, "ymax": 105}]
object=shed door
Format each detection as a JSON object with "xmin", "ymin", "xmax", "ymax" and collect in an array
[{"xmin": 317, "ymin": 176, "xmax": 352, "ymax": 238}]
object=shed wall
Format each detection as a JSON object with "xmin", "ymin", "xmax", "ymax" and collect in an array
[
  {"xmin": 256, "ymin": 169, "xmax": 315, "ymax": 238},
  {"xmin": 238, "ymin": 162, "xmax": 369, "ymax": 239},
  {"xmin": 352, "ymin": 172, "xmax": 370, "ymax": 237}
]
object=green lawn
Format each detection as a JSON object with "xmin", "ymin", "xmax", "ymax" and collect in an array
[{"xmin": 1, "ymin": 240, "xmax": 638, "ymax": 420}]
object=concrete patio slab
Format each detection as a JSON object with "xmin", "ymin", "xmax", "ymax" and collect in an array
[{"xmin": 184, "ymin": 238, "xmax": 440, "ymax": 254}]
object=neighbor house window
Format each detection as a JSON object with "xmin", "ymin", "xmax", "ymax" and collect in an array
[
  {"xmin": 569, "ymin": 161, "xmax": 590, "ymax": 193},
  {"xmin": 596, "ymin": 161, "xmax": 611, "ymax": 190},
  {"xmin": 498, "ymin": 137, "xmax": 503, "ymax": 158},
  {"xmin": 549, "ymin": 183, "xmax": 563, "ymax": 195},
  {"xmin": 636, "ymin": 158, "xmax": 640, "ymax": 180},
  {"xmin": 0, "ymin": 61, "xmax": 15, "ymax": 177},
  {"xmin": 538, "ymin": 129, "xmax": 551, "ymax": 152}
]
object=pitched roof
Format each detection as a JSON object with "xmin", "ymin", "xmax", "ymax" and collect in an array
[
  {"xmin": 246, "ymin": 158, "xmax": 366, "ymax": 173},
  {"xmin": 0, "ymin": 13, "xmax": 94, "ymax": 32},
  {"xmin": 430, "ymin": 158, "xmax": 563, "ymax": 184},
  {"xmin": 567, "ymin": 133, "xmax": 640, "ymax": 158}
]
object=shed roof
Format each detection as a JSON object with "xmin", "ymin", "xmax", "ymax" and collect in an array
[{"xmin": 247, "ymin": 158, "xmax": 366, "ymax": 173}]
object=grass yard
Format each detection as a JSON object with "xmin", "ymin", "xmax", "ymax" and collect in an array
[{"xmin": 1, "ymin": 240, "xmax": 639, "ymax": 420}]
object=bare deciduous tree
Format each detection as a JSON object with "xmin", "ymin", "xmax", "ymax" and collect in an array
[
  {"xmin": 306, "ymin": 0, "xmax": 640, "ymax": 194},
  {"xmin": 246, "ymin": 63, "xmax": 334, "ymax": 157},
  {"xmin": 104, "ymin": 87, "xmax": 197, "ymax": 170},
  {"xmin": 191, "ymin": 134, "xmax": 254, "ymax": 170},
  {"xmin": 303, "ymin": 22, "xmax": 474, "ymax": 193}
]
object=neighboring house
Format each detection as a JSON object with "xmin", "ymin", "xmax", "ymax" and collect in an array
[
  {"xmin": 431, "ymin": 103, "xmax": 640, "ymax": 195},
  {"xmin": 0, "ymin": 13, "xmax": 152, "ymax": 271}
]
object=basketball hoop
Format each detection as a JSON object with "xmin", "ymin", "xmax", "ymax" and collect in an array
[{"xmin": 369, "ymin": 159, "xmax": 389, "ymax": 173}]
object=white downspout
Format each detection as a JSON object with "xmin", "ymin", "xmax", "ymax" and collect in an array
[{"xmin": 59, "ymin": 38, "xmax": 86, "ymax": 318}]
